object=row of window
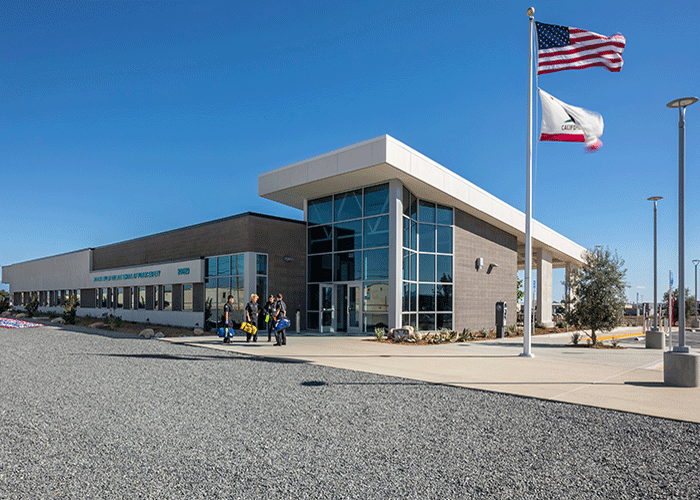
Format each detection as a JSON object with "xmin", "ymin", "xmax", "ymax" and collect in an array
[
  {"xmin": 308, "ymin": 216, "xmax": 390, "ymax": 254},
  {"xmin": 403, "ymin": 188, "xmax": 453, "ymax": 225},
  {"xmin": 308, "ymin": 249, "xmax": 389, "ymax": 283},
  {"xmin": 15, "ymin": 285, "xmax": 196, "ymax": 311},
  {"xmin": 308, "ymin": 183, "xmax": 390, "ymax": 225}
]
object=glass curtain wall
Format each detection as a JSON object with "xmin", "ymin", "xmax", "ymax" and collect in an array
[
  {"xmin": 402, "ymin": 187, "xmax": 454, "ymax": 331},
  {"xmin": 204, "ymin": 253, "xmax": 245, "ymax": 330},
  {"xmin": 307, "ymin": 183, "xmax": 390, "ymax": 332}
]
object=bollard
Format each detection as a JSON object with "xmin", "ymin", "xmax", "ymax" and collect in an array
[{"xmin": 296, "ymin": 309, "xmax": 300, "ymax": 333}]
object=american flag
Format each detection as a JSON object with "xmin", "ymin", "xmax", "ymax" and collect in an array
[{"xmin": 536, "ymin": 22, "xmax": 625, "ymax": 75}]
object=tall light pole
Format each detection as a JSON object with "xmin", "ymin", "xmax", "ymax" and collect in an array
[
  {"xmin": 693, "ymin": 259, "xmax": 700, "ymax": 328},
  {"xmin": 667, "ymin": 96, "xmax": 698, "ymax": 353},
  {"xmin": 648, "ymin": 196, "xmax": 662, "ymax": 331}
]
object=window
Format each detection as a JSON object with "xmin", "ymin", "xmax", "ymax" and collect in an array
[
  {"xmin": 256, "ymin": 254, "xmax": 267, "ymax": 275},
  {"xmin": 309, "ymin": 225, "xmax": 333, "ymax": 254},
  {"xmin": 256, "ymin": 253, "xmax": 268, "ymax": 302},
  {"xmin": 402, "ymin": 187, "xmax": 453, "ymax": 331},
  {"xmin": 307, "ymin": 186, "xmax": 391, "ymax": 332},
  {"xmin": 163, "ymin": 285, "xmax": 172, "ymax": 311},
  {"xmin": 183, "ymin": 284, "xmax": 193, "ymax": 311},
  {"xmin": 334, "ymin": 221, "xmax": 362, "ymax": 251},
  {"xmin": 138, "ymin": 287, "xmax": 146, "ymax": 309},
  {"xmin": 308, "ymin": 196, "xmax": 333, "ymax": 225},
  {"xmin": 335, "ymin": 251, "xmax": 362, "ymax": 281},
  {"xmin": 204, "ymin": 253, "xmax": 246, "ymax": 330},
  {"xmin": 334, "ymin": 189, "xmax": 362, "ymax": 221},
  {"xmin": 364, "ymin": 183, "xmax": 389, "ymax": 217},
  {"xmin": 116, "ymin": 288, "xmax": 124, "ymax": 308},
  {"xmin": 363, "ymin": 216, "xmax": 389, "ymax": 248}
]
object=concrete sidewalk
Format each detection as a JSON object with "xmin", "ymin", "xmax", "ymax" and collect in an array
[{"xmin": 163, "ymin": 327, "xmax": 700, "ymax": 424}]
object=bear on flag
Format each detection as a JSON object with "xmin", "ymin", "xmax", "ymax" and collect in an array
[{"xmin": 538, "ymin": 88, "xmax": 604, "ymax": 152}]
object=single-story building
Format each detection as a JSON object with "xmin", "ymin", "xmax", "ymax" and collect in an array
[{"xmin": 3, "ymin": 135, "xmax": 585, "ymax": 333}]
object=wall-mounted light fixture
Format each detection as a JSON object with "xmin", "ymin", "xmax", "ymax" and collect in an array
[
  {"xmin": 283, "ymin": 256, "xmax": 294, "ymax": 262},
  {"xmin": 475, "ymin": 257, "xmax": 483, "ymax": 271},
  {"xmin": 487, "ymin": 263, "xmax": 499, "ymax": 274}
]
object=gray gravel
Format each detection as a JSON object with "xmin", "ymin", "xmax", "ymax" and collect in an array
[{"xmin": 1, "ymin": 325, "xmax": 699, "ymax": 499}]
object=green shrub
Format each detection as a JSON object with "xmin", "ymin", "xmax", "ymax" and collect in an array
[
  {"xmin": 24, "ymin": 294, "xmax": 39, "ymax": 318},
  {"xmin": 374, "ymin": 326, "xmax": 385, "ymax": 340},
  {"xmin": 62, "ymin": 297, "xmax": 78, "ymax": 325}
]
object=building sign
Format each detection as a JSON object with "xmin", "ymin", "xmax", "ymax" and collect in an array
[
  {"xmin": 178, "ymin": 267, "xmax": 190, "ymax": 275},
  {"xmin": 93, "ymin": 270, "xmax": 161, "ymax": 282}
]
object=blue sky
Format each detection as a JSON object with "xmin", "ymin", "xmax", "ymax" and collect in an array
[{"xmin": 2, "ymin": 0, "xmax": 700, "ymax": 303}]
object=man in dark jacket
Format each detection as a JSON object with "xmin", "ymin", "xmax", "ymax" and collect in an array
[
  {"xmin": 273, "ymin": 293, "xmax": 287, "ymax": 346},
  {"xmin": 223, "ymin": 295, "xmax": 235, "ymax": 344},
  {"xmin": 263, "ymin": 295, "xmax": 275, "ymax": 342}
]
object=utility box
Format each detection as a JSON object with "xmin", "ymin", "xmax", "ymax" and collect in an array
[{"xmin": 495, "ymin": 302, "xmax": 507, "ymax": 338}]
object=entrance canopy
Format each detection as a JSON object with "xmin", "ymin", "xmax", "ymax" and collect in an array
[{"xmin": 259, "ymin": 135, "xmax": 585, "ymax": 268}]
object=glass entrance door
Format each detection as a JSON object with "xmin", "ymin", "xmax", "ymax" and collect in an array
[
  {"xmin": 334, "ymin": 282, "xmax": 362, "ymax": 334},
  {"xmin": 320, "ymin": 284, "xmax": 334, "ymax": 333},
  {"xmin": 347, "ymin": 283, "xmax": 361, "ymax": 333}
]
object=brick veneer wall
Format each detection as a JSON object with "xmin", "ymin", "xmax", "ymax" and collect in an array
[
  {"xmin": 453, "ymin": 209, "xmax": 518, "ymax": 331},
  {"xmin": 91, "ymin": 212, "xmax": 307, "ymax": 328}
]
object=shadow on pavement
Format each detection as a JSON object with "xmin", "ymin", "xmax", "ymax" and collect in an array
[{"xmin": 624, "ymin": 381, "xmax": 667, "ymax": 388}]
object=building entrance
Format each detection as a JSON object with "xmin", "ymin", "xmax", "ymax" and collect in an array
[{"xmin": 318, "ymin": 282, "xmax": 362, "ymax": 334}]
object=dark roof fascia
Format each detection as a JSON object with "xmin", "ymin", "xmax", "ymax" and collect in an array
[{"xmin": 95, "ymin": 212, "xmax": 305, "ymax": 251}]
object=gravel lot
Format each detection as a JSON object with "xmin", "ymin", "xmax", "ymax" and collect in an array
[{"xmin": 1, "ymin": 325, "xmax": 699, "ymax": 499}]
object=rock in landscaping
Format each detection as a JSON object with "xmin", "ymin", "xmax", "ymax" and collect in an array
[
  {"xmin": 154, "ymin": 332, "xmax": 165, "ymax": 339},
  {"xmin": 193, "ymin": 328, "xmax": 204, "ymax": 335},
  {"xmin": 51, "ymin": 317, "xmax": 65, "ymax": 324},
  {"xmin": 16, "ymin": 313, "xmax": 27, "ymax": 318},
  {"xmin": 139, "ymin": 328, "xmax": 155, "ymax": 339},
  {"xmin": 89, "ymin": 322, "xmax": 107, "ymax": 329}
]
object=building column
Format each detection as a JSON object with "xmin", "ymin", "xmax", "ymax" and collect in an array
[
  {"xmin": 535, "ymin": 248, "xmax": 553, "ymax": 326},
  {"xmin": 565, "ymin": 262, "xmax": 577, "ymax": 314},
  {"xmin": 388, "ymin": 179, "xmax": 403, "ymax": 330}
]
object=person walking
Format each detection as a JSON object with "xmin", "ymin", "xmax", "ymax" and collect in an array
[
  {"xmin": 263, "ymin": 294, "xmax": 275, "ymax": 342},
  {"xmin": 223, "ymin": 295, "xmax": 235, "ymax": 343},
  {"xmin": 273, "ymin": 293, "xmax": 287, "ymax": 346},
  {"xmin": 244, "ymin": 294, "xmax": 260, "ymax": 342}
]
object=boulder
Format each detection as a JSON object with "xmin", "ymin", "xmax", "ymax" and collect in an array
[
  {"xmin": 393, "ymin": 328, "xmax": 410, "ymax": 341},
  {"xmin": 139, "ymin": 328, "xmax": 155, "ymax": 339},
  {"xmin": 51, "ymin": 317, "xmax": 65, "ymax": 324},
  {"xmin": 16, "ymin": 313, "xmax": 27, "ymax": 319},
  {"xmin": 89, "ymin": 322, "xmax": 107, "ymax": 329},
  {"xmin": 193, "ymin": 328, "xmax": 204, "ymax": 335},
  {"xmin": 154, "ymin": 332, "xmax": 165, "ymax": 339}
]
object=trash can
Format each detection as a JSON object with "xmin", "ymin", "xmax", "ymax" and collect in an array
[{"xmin": 495, "ymin": 302, "xmax": 507, "ymax": 338}]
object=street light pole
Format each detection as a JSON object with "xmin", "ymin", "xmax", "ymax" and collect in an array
[
  {"xmin": 693, "ymin": 259, "xmax": 700, "ymax": 328},
  {"xmin": 648, "ymin": 196, "xmax": 662, "ymax": 332},
  {"xmin": 667, "ymin": 96, "xmax": 698, "ymax": 353}
]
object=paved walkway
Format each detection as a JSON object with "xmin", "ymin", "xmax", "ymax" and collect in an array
[{"xmin": 163, "ymin": 327, "xmax": 700, "ymax": 423}]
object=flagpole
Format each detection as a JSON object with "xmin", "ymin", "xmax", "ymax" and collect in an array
[{"xmin": 522, "ymin": 7, "xmax": 535, "ymax": 358}]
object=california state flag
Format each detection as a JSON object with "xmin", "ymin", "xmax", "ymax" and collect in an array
[{"xmin": 539, "ymin": 88, "xmax": 604, "ymax": 152}]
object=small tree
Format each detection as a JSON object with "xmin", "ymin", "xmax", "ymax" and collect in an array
[
  {"xmin": 517, "ymin": 276, "xmax": 524, "ymax": 302},
  {"xmin": 565, "ymin": 247, "xmax": 628, "ymax": 345},
  {"xmin": 0, "ymin": 290, "xmax": 10, "ymax": 313}
]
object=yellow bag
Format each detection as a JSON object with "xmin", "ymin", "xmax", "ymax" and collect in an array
[{"xmin": 240, "ymin": 322, "xmax": 257, "ymax": 335}]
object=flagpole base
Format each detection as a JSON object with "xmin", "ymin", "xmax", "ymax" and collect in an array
[{"xmin": 520, "ymin": 352, "xmax": 535, "ymax": 358}]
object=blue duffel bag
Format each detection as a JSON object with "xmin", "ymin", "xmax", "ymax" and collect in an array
[
  {"xmin": 274, "ymin": 317, "xmax": 290, "ymax": 332},
  {"xmin": 218, "ymin": 327, "xmax": 234, "ymax": 338}
]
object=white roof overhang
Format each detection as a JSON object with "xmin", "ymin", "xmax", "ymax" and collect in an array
[{"xmin": 259, "ymin": 135, "xmax": 585, "ymax": 268}]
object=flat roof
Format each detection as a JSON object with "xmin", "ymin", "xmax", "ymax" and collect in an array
[{"xmin": 259, "ymin": 135, "xmax": 585, "ymax": 267}]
